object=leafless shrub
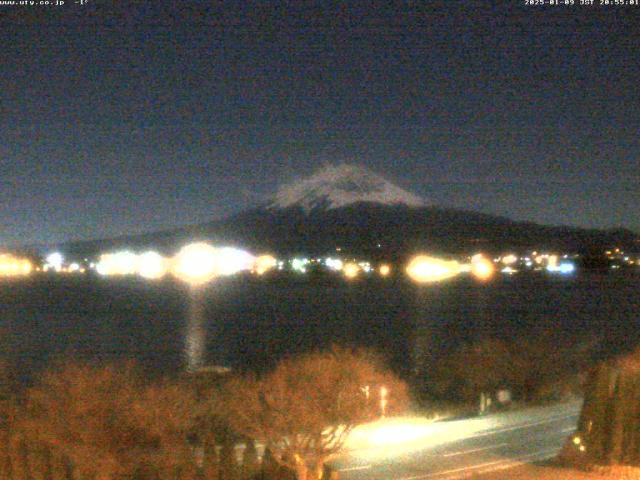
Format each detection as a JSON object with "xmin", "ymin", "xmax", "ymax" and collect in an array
[
  {"xmin": 19, "ymin": 361, "xmax": 199, "ymax": 480},
  {"xmin": 217, "ymin": 346, "xmax": 410, "ymax": 480}
]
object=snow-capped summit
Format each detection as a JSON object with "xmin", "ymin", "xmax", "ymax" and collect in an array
[{"xmin": 268, "ymin": 164, "xmax": 427, "ymax": 212}]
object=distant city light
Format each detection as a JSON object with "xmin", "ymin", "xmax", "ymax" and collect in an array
[
  {"xmin": 45, "ymin": 252, "xmax": 64, "ymax": 272},
  {"xmin": 138, "ymin": 251, "xmax": 167, "ymax": 280},
  {"xmin": 254, "ymin": 254, "xmax": 277, "ymax": 275},
  {"xmin": 172, "ymin": 244, "xmax": 255, "ymax": 284},
  {"xmin": 68, "ymin": 262, "xmax": 80, "ymax": 273},
  {"xmin": 96, "ymin": 251, "xmax": 138, "ymax": 276},
  {"xmin": 501, "ymin": 266, "xmax": 518, "ymax": 275},
  {"xmin": 291, "ymin": 258, "xmax": 308, "ymax": 273},
  {"xmin": 547, "ymin": 262, "xmax": 575, "ymax": 274},
  {"xmin": 216, "ymin": 247, "xmax": 255, "ymax": 276},
  {"xmin": 458, "ymin": 263, "xmax": 472, "ymax": 273},
  {"xmin": 470, "ymin": 254, "xmax": 495, "ymax": 281},
  {"xmin": 343, "ymin": 262, "xmax": 360, "ymax": 279},
  {"xmin": 0, "ymin": 254, "xmax": 32, "ymax": 277},
  {"xmin": 358, "ymin": 261, "xmax": 372, "ymax": 273},
  {"xmin": 172, "ymin": 243, "xmax": 220, "ymax": 285},
  {"xmin": 325, "ymin": 257, "xmax": 344, "ymax": 271},
  {"xmin": 501, "ymin": 254, "xmax": 518, "ymax": 265},
  {"xmin": 379, "ymin": 264, "xmax": 391, "ymax": 277},
  {"xmin": 406, "ymin": 255, "xmax": 461, "ymax": 283}
]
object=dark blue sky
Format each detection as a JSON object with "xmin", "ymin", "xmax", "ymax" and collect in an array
[{"xmin": 1, "ymin": 1, "xmax": 639, "ymax": 245}]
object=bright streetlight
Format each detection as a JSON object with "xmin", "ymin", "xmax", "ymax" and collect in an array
[
  {"xmin": 172, "ymin": 242, "xmax": 220, "ymax": 286},
  {"xmin": 470, "ymin": 254, "xmax": 495, "ymax": 282},
  {"xmin": 406, "ymin": 255, "xmax": 461, "ymax": 283}
]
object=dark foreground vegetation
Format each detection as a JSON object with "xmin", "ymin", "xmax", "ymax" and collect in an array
[
  {"xmin": 416, "ymin": 332, "xmax": 598, "ymax": 408},
  {"xmin": 0, "ymin": 347, "xmax": 408, "ymax": 480},
  {"xmin": 560, "ymin": 346, "xmax": 640, "ymax": 474},
  {"xmin": 0, "ymin": 328, "xmax": 628, "ymax": 480}
]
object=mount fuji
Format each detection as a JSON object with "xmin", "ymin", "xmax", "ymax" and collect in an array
[
  {"xmin": 268, "ymin": 164, "xmax": 427, "ymax": 212},
  {"xmin": 57, "ymin": 164, "xmax": 638, "ymax": 260}
]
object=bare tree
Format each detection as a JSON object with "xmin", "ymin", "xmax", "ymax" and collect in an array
[
  {"xmin": 21, "ymin": 361, "xmax": 199, "ymax": 480},
  {"xmin": 218, "ymin": 347, "xmax": 409, "ymax": 480},
  {"xmin": 129, "ymin": 377, "xmax": 201, "ymax": 478}
]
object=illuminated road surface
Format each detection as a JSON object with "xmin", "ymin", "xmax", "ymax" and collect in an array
[{"xmin": 330, "ymin": 400, "xmax": 581, "ymax": 480}]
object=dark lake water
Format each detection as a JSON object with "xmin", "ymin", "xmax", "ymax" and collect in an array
[{"xmin": 1, "ymin": 271, "xmax": 639, "ymax": 383}]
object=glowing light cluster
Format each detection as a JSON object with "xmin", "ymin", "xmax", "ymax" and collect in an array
[
  {"xmin": 0, "ymin": 254, "xmax": 32, "ymax": 277},
  {"xmin": 470, "ymin": 254, "xmax": 495, "ymax": 281},
  {"xmin": 325, "ymin": 257, "xmax": 344, "ymax": 271},
  {"xmin": 547, "ymin": 262, "xmax": 575, "ymax": 274},
  {"xmin": 137, "ymin": 251, "xmax": 167, "ymax": 279},
  {"xmin": 533, "ymin": 253, "xmax": 559, "ymax": 268},
  {"xmin": 94, "ymin": 243, "xmax": 257, "ymax": 284},
  {"xmin": 291, "ymin": 258, "xmax": 309, "ymax": 273},
  {"xmin": 406, "ymin": 255, "xmax": 461, "ymax": 283},
  {"xmin": 215, "ymin": 247, "xmax": 255, "ymax": 276},
  {"xmin": 358, "ymin": 261, "xmax": 372, "ymax": 273},
  {"xmin": 343, "ymin": 262, "xmax": 360, "ymax": 279},
  {"xmin": 172, "ymin": 243, "xmax": 255, "ymax": 285},
  {"xmin": 95, "ymin": 250, "xmax": 166, "ymax": 279},
  {"xmin": 45, "ymin": 252, "xmax": 64, "ymax": 272},
  {"xmin": 379, "ymin": 264, "xmax": 391, "ymax": 277},
  {"xmin": 96, "ymin": 251, "xmax": 139, "ymax": 276},
  {"xmin": 254, "ymin": 254, "xmax": 277, "ymax": 275},
  {"xmin": 172, "ymin": 243, "xmax": 217, "ymax": 285},
  {"xmin": 501, "ymin": 254, "xmax": 518, "ymax": 265}
]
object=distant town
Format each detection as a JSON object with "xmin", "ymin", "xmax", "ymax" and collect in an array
[{"xmin": 0, "ymin": 244, "xmax": 637, "ymax": 283}]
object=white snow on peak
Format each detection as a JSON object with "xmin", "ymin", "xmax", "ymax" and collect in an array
[{"xmin": 268, "ymin": 164, "xmax": 427, "ymax": 212}]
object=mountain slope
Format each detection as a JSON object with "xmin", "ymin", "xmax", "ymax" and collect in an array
[{"xmin": 54, "ymin": 165, "xmax": 639, "ymax": 259}]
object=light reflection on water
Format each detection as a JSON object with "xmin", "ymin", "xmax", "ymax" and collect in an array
[
  {"xmin": 185, "ymin": 288, "xmax": 206, "ymax": 372},
  {"xmin": 0, "ymin": 272, "xmax": 638, "ymax": 381}
]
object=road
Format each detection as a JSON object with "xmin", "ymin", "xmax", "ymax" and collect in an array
[{"xmin": 329, "ymin": 400, "xmax": 581, "ymax": 480}]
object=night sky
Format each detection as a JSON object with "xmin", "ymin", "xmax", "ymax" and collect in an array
[{"xmin": 2, "ymin": 1, "xmax": 639, "ymax": 246}]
